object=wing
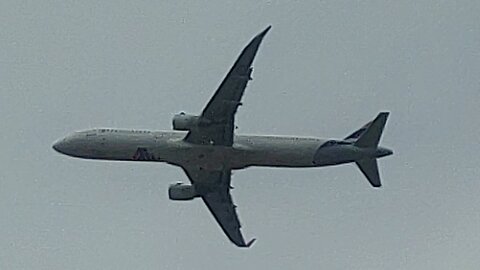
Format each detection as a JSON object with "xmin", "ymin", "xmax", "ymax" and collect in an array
[
  {"xmin": 182, "ymin": 166, "xmax": 255, "ymax": 248},
  {"xmin": 184, "ymin": 26, "xmax": 271, "ymax": 146}
]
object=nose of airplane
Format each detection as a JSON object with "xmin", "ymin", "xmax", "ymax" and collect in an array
[
  {"xmin": 52, "ymin": 139, "xmax": 68, "ymax": 154},
  {"xmin": 52, "ymin": 137, "xmax": 75, "ymax": 155}
]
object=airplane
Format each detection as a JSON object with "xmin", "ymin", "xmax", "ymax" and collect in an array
[{"xmin": 52, "ymin": 25, "xmax": 393, "ymax": 248}]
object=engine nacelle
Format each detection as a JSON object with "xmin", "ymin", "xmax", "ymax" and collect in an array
[
  {"xmin": 172, "ymin": 112, "xmax": 199, "ymax": 131},
  {"xmin": 168, "ymin": 183, "xmax": 199, "ymax": 201}
]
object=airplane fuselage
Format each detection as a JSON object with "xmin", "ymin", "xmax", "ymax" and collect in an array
[{"xmin": 53, "ymin": 129, "xmax": 391, "ymax": 170}]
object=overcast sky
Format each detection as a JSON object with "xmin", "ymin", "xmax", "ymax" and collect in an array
[{"xmin": 1, "ymin": 1, "xmax": 480, "ymax": 269}]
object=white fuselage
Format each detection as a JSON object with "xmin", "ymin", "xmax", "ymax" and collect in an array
[{"xmin": 53, "ymin": 128, "xmax": 386, "ymax": 170}]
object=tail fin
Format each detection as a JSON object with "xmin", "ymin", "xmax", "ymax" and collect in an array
[
  {"xmin": 353, "ymin": 112, "xmax": 389, "ymax": 148},
  {"xmin": 344, "ymin": 120, "xmax": 373, "ymax": 142}
]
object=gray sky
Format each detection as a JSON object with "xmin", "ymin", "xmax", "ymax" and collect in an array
[{"xmin": 1, "ymin": 1, "xmax": 480, "ymax": 269}]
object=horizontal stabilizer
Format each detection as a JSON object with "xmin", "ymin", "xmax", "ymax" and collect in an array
[
  {"xmin": 356, "ymin": 158, "xmax": 381, "ymax": 187},
  {"xmin": 354, "ymin": 112, "xmax": 389, "ymax": 148}
]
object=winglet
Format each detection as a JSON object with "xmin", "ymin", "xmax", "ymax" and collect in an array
[
  {"xmin": 245, "ymin": 238, "xmax": 256, "ymax": 248},
  {"xmin": 260, "ymin": 25, "xmax": 272, "ymax": 36},
  {"xmin": 251, "ymin": 26, "xmax": 271, "ymax": 44}
]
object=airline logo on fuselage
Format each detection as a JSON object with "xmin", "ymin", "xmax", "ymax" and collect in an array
[{"xmin": 132, "ymin": 147, "xmax": 156, "ymax": 161}]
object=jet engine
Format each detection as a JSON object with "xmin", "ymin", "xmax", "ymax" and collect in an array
[
  {"xmin": 172, "ymin": 112, "xmax": 200, "ymax": 131},
  {"xmin": 168, "ymin": 183, "xmax": 199, "ymax": 201}
]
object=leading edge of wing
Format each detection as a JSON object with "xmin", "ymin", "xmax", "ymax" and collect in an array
[{"xmin": 201, "ymin": 25, "xmax": 271, "ymax": 119}]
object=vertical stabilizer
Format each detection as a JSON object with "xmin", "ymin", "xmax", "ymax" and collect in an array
[
  {"xmin": 353, "ymin": 112, "xmax": 389, "ymax": 148},
  {"xmin": 344, "ymin": 121, "xmax": 373, "ymax": 142}
]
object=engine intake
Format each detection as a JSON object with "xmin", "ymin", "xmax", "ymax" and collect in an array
[
  {"xmin": 172, "ymin": 112, "xmax": 199, "ymax": 131},
  {"xmin": 168, "ymin": 183, "xmax": 199, "ymax": 201}
]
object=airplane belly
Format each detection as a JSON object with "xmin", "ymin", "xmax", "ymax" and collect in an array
[
  {"xmin": 231, "ymin": 139, "xmax": 322, "ymax": 168},
  {"xmin": 245, "ymin": 149, "xmax": 316, "ymax": 167},
  {"xmin": 163, "ymin": 140, "xmax": 235, "ymax": 170}
]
